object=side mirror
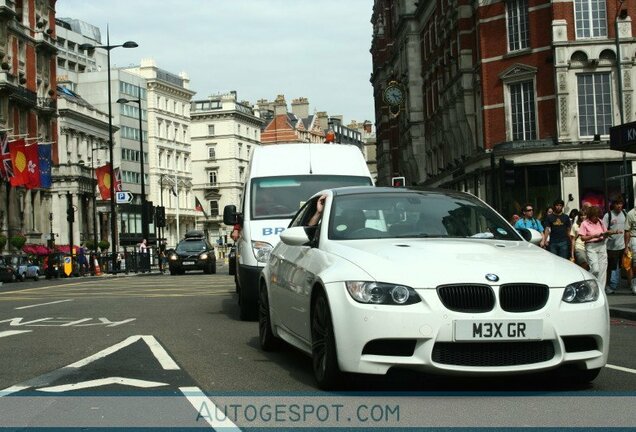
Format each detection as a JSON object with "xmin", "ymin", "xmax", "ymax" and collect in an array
[
  {"xmin": 517, "ymin": 228, "xmax": 543, "ymax": 245},
  {"xmin": 223, "ymin": 205, "xmax": 238, "ymax": 225},
  {"xmin": 279, "ymin": 226, "xmax": 311, "ymax": 246}
]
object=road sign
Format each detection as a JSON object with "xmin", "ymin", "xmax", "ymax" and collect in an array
[
  {"xmin": 63, "ymin": 256, "xmax": 72, "ymax": 276},
  {"xmin": 116, "ymin": 191, "xmax": 134, "ymax": 204},
  {"xmin": 610, "ymin": 121, "xmax": 636, "ymax": 153}
]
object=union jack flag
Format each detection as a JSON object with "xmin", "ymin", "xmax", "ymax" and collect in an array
[{"xmin": 0, "ymin": 132, "xmax": 12, "ymax": 180}]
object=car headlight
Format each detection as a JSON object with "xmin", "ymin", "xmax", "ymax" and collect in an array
[
  {"xmin": 345, "ymin": 281, "xmax": 421, "ymax": 305},
  {"xmin": 199, "ymin": 253, "xmax": 208, "ymax": 260},
  {"xmin": 562, "ymin": 280, "xmax": 599, "ymax": 303},
  {"xmin": 252, "ymin": 241, "xmax": 273, "ymax": 263},
  {"xmin": 169, "ymin": 254, "xmax": 178, "ymax": 261}
]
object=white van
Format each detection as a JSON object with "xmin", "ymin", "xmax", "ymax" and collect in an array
[{"xmin": 223, "ymin": 143, "xmax": 374, "ymax": 320}]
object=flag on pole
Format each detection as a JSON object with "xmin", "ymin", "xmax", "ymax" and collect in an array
[
  {"xmin": 24, "ymin": 143, "xmax": 40, "ymax": 189},
  {"xmin": 38, "ymin": 143, "xmax": 52, "ymax": 188},
  {"xmin": 95, "ymin": 163, "xmax": 112, "ymax": 199},
  {"xmin": 9, "ymin": 139, "xmax": 27, "ymax": 186},
  {"xmin": 0, "ymin": 132, "xmax": 12, "ymax": 180},
  {"xmin": 195, "ymin": 196, "xmax": 208, "ymax": 218}
]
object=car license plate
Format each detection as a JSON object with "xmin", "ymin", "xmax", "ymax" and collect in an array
[
  {"xmin": 183, "ymin": 261, "xmax": 195, "ymax": 265},
  {"xmin": 454, "ymin": 319, "xmax": 542, "ymax": 341}
]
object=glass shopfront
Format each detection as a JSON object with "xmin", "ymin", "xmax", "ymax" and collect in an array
[
  {"xmin": 578, "ymin": 162, "xmax": 633, "ymax": 212},
  {"xmin": 501, "ymin": 164, "xmax": 562, "ymax": 221}
]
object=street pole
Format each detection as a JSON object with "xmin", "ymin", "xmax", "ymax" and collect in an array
[
  {"xmin": 615, "ymin": 2, "xmax": 630, "ymax": 207},
  {"xmin": 91, "ymin": 147, "xmax": 98, "ymax": 271},
  {"xmin": 174, "ymin": 129, "xmax": 180, "ymax": 242},
  {"xmin": 80, "ymin": 29, "xmax": 138, "ymax": 274}
]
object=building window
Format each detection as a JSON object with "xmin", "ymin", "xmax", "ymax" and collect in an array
[
  {"xmin": 575, "ymin": 0, "xmax": 607, "ymax": 38},
  {"xmin": 509, "ymin": 80, "xmax": 536, "ymax": 140},
  {"xmin": 208, "ymin": 171, "xmax": 217, "ymax": 185},
  {"xmin": 208, "ymin": 124, "xmax": 215, "ymax": 135},
  {"xmin": 507, "ymin": 0, "xmax": 529, "ymax": 52},
  {"xmin": 577, "ymin": 73, "xmax": 612, "ymax": 136},
  {"xmin": 209, "ymin": 201, "xmax": 219, "ymax": 217},
  {"xmin": 208, "ymin": 146, "xmax": 216, "ymax": 159}
]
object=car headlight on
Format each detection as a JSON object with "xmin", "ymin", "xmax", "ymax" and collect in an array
[
  {"xmin": 199, "ymin": 253, "xmax": 208, "ymax": 260},
  {"xmin": 562, "ymin": 280, "xmax": 599, "ymax": 303},
  {"xmin": 169, "ymin": 254, "xmax": 178, "ymax": 261},
  {"xmin": 345, "ymin": 281, "xmax": 421, "ymax": 305},
  {"xmin": 252, "ymin": 241, "xmax": 273, "ymax": 263}
]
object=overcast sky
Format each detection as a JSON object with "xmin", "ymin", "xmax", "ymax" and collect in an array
[{"xmin": 56, "ymin": 0, "xmax": 375, "ymax": 124}]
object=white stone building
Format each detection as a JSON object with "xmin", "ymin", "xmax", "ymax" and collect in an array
[
  {"xmin": 190, "ymin": 91, "xmax": 263, "ymax": 244},
  {"xmin": 125, "ymin": 59, "xmax": 197, "ymax": 247}
]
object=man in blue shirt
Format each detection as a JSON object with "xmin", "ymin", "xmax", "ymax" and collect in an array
[{"xmin": 515, "ymin": 204, "xmax": 546, "ymax": 247}]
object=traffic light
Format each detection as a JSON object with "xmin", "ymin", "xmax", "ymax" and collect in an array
[
  {"xmin": 143, "ymin": 201, "xmax": 155, "ymax": 222},
  {"xmin": 155, "ymin": 206, "xmax": 166, "ymax": 228},
  {"xmin": 391, "ymin": 176, "xmax": 406, "ymax": 187},
  {"xmin": 66, "ymin": 207, "xmax": 74, "ymax": 223},
  {"xmin": 499, "ymin": 158, "xmax": 515, "ymax": 187}
]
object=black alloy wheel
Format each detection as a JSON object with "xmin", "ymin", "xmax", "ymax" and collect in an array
[
  {"xmin": 311, "ymin": 290, "xmax": 342, "ymax": 390},
  {"xmin": 258, "ymin": 283, "xmax": 280, "ymax": 351}
]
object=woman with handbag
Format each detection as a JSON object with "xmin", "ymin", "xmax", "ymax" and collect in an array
[{"xmin": 578, "ymin": 206, "xmax": 611, "ymax": 294}]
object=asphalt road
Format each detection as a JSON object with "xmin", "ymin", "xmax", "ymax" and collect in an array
[{"xmin": 1, "ymin": 270, "xmax": 636, "ymax": 429}]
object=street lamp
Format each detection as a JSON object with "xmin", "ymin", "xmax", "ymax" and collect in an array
[
  {"xmin": 80, "ymin": 30, "xmax": 138, "ymax": 273},
  {"xmin": 116, "ymin": 97, "xmax": 148, "ymax": 242}
]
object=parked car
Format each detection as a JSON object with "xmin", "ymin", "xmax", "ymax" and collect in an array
[
  {"xmin": 6, "ymin": 255, "xmax": 40, "ymax": 281},
  {"xmin": 259, "ymin": 187, "xmax": 609, "ymax": 389},
  {"xmin": 168, "ymin": 230, "xmax": 216, "ymax": 275},
  {"xmin": 0, "ymin": 258, "xmax": 18, "ymax": 283}
]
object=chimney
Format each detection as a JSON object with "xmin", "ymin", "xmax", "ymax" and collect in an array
[
  {"xmin": 316, "ymin": 111, "xmax": 329, "ymax": 130},
  {"xmin": 273, "ymin": 94, "xmax": 287, "ymax": 116},
  {"xmin": 291, "ymin": 97, "xmax": 309, "ymax": 119}
]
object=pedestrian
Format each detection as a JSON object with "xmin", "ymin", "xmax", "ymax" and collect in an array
[
  {"xmin": 543, "ymin": 199, "xmax": 572, "ymax": 259},
  {"xmin": 514, "ymin": 204, "xmax": 545, "ymax": 247},
  {"xmin": 78, "ymin": 245, "xmax": 87, "ymax": 276},
  {"xmin": 602, "ymin": 197, "xmax": 626, "ymax": 293},
  {"xmin": 510, "ymin": 214, "xmax": 521, "ymax": 225},
  {"xmin": 569, "ymin": 208, "xmax": 579, "ymax": 224},
  {"xmin": 624, "ymin": 201, "xmax": 636, "ymax": 294},
  {"xmin": 578, "ymin": 206, "xmax": 609, "ymax": 293},
  {"xmin": 570, "ymin": 210, "xmax": 589, "ymax": 270},
  {"xmin": 138, "ymin": 239, "xmax": 148, "ymax": 273}
]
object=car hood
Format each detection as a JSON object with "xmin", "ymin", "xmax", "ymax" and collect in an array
[{"xmin": 324, "ymin": 238, "xmax": 588, "ymax": 288}]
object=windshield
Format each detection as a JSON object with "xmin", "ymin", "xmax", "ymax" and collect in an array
[
  {"xmin": 176, "ymin": 240, "xmax": 208, "ymax": 253},
  {"xmin": 328, "ymin": 191, "xmax": 521, "ymax": 241},
  {"xmin": 250, "ymin": 175, "xmax": 372, "ymax": 220}
]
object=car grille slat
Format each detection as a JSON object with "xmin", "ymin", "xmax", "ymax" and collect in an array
[
  {"xmin": 437, "ymin": 284, "xmax": 495, "ymax": 313},
  {"xmin": 432, "ymin": 341, "xmax": 555, "ymax": 366},
  {"xmin": 500, "ymin": 284, "xmax": 549, "ymax": 312}
]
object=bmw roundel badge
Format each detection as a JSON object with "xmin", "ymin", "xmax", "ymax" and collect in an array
[{"xmin": 485, "ymin": 273, "xmax": 499, "ymax": 282}]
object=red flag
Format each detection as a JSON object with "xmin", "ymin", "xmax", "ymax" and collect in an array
[
  {"xmin": 195, "ymin": 197, "xmax": 203, "ymax": 212},
  {"xmin": 95, "ymin": 163, "xmax": 113, "ymax": 199},
  {"xmin": 24, "ymin": 143, "xmax": 40, "ymax": 189},
  {"xmin": 114, "ymin": 167, "xmax": 122, "ymax": 192},
  {"xmin": 9, "ymin": 139, "xmax": 27, "ymax": 186}
]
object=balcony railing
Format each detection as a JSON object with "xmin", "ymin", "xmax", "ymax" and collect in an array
[{"xmin": 37, "ymin": 97, "xmax": 56, "ymax": 110}]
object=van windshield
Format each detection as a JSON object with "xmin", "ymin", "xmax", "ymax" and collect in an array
[{"xmin": 251, "ymin": 175, "xmax": 372, "ymax": 219}]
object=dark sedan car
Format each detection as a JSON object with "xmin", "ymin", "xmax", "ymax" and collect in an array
[
  {"xmin": 0, "ymin": 257, "xmax": 18, "ymax": 283},
  {"xmin": 168, "ymin": 231, "xmax": 216, "ymax": 275}
]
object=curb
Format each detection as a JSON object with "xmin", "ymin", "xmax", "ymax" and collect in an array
[{"xmin": 609, "ymin": 307, "xmax": 636, "ymax": 321}]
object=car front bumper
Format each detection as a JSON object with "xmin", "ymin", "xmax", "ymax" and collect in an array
[
  {"xmin": 326, "ymin": 282, "xmax": 609, "ymax": 376},
  {"xmin": 169, "ymin": 258, "xmax": 214, "ymax": 271}
]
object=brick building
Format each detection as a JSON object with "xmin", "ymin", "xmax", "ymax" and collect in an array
[
  {"xmin": 0, "ymin": 0, "xmax": 57, "ymax": 242},
  {"xmin": 371, "ymin": 0, "xmax": 636, "ymax": 218}
]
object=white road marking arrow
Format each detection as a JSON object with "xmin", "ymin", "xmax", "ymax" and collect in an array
[
  {"xmin": 0, "ymin": 330, "xmax": 32, "ymax": 338},
  {"xmin": 37, "ymin": 377, "xmax": 168, "ymax": 392}
]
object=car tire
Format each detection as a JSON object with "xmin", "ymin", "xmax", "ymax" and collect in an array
[
  {"xmin": 311, "ymin": 290, "xmax": 342, "ymax": 390},
  {"xmin": 258, "ymin": 283, "xmax": 280, "ymax": 351},
  {"xmin": 20, "ymin": 273, "xmax": 26, "ymax": 282},
  {"xmin": 169, "ymin": 269, "xmax": 176, "ymax": 275},
  {"xmin": 33, "ymin": 272, "xmax": 39, "ymax": 282},
  {"xmin": 211, "ymin": 262, "xmax": 216, "ymax": 274},
  {"xmin": 10, "ymin": 272, "xmax": 17, "ymax": 282}
]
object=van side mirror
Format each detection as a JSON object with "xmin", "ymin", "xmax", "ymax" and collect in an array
[{"xmin": 223, "ymin": 205, "xmax": 238, "ymax": 225}]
